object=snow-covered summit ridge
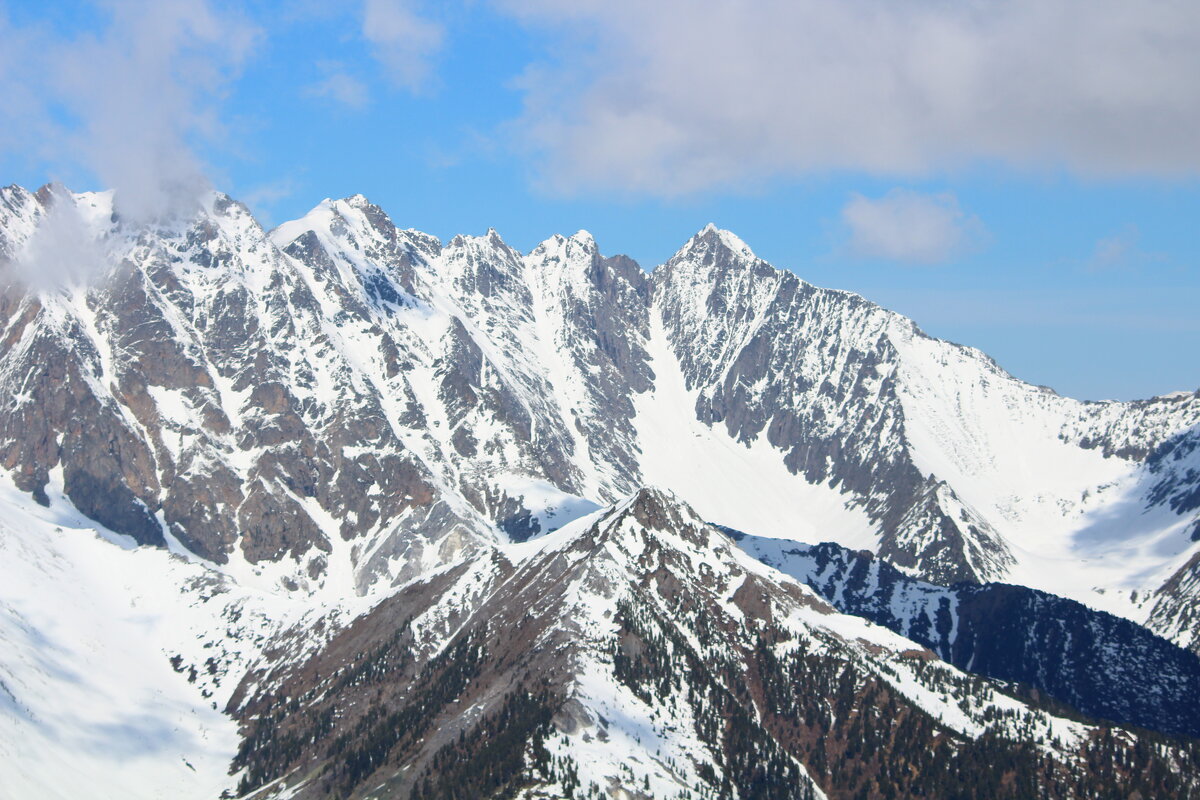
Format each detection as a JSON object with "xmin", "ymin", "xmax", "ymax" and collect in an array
[
  {"xmin": 4, "ymin": 186, "xmax": 1200, "ymax": 798},
  {"xmin": 685, "ymin": 221, "xmax": 759, "ymax": 262},
  {"xmin": 226, "ymin": 486, "xmax": 1192, "ymax": 800},
  {"xmin": 1, "ymin": 183, "xmax": 1199, "ymax": 650}
]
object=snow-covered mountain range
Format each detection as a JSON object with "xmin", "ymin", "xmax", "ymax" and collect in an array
[
  {"xmin": 736, "ymin": 534, "xmax": 1200, "ymax": 739},
  {"xmin": 1, "ymin": 183, "xmax": 1199, "ymax": 798}
]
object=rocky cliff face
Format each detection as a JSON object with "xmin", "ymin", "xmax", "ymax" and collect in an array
[
  {"xmin": 654, "ymin": 226, "xmax": 1011, "ymax": 585},
  {"xmin": 227, "ymin": 490, "xmax": 1200, "ymax": 799},
  {"xmin": 4, "ymin": 183, "xmax": 1200, "ymax": 798},
  {"xmin": 0, "ymin": 186, "xmax": 482, "ymax": 598},
  {"xmin": 2, "ymin": 183, "xmax": 1199, "ymax": 637}
]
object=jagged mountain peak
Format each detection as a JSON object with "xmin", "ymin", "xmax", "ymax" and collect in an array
[
  {"xmin": 341, "ymin": 192, "xmax": 372, "ymax": 208},
  {"xmin": 655, "ymin": 222, "xmax": 789, "ymax": 314},
  {"xmin": 334, "ymin": 192, "xmax": 405, "ymax": 237},
  {"xmin": 615, "ymin": 485, "xmax": 699, "ymax": 530},
  {"xmin": 399, "ymin": 226, "xmax": 442, "ymax": 255},
  {"xmin": 527, "ymin": 228, "xmax": 600, "ymax": 263},
  {"xmin": 2, "ymin": 182, "xmax": 1199, "ymax": 630},
  {"xmin": 269, "ymin": 194, "xmax": 433, "ymax": 298},
  {"xmin": 508, "ymin": 488, "xmax": 699, "ymax": 556},
  {"xmin": 558, "ymin": 228, "xmax": 598, "ymax": 253},
  {"xmin": 669, "ymin": 221, "xmax": 761, "ymax": 266},
  {"xmin": 6, "ymin": 182, "xmax": 1200, "ymax": 798},
  {"xmin": 280, "ymin": 193, "xmax": 393, "ymax": 234},
  {"xmin": 33, "ymin": 181, "xmax": 71, "ymax": 208},
  {"xmin": 289, "ymin": 194, "xmax": 393, "ymax": 236},
  {"xmin": 19, "ymin": 182, "xmax": 115, "ymax": 217},
  {"xmin": 444, "ymin": 227, "xmax": 518, "ymax": 256},
  {"xmin": 576, "ymin": 486, "xmax": 712, "ymax": 550},
  {"xmin": 7, "ymin": 182, "xmax": 239, "ymax": 242},
  {"xmin": 510, "ymin": 487, "xmax": 751, "ymax": 601},
  {"xmin": 225, "ymin": 487, "xmax": 1200, "ymax": 800},
  {"xmin": 441, "ymin": 229, "xmax": 527, "ymax": 292}
]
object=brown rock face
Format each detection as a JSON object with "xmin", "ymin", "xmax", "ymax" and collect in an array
[
  {"xmin": 0, "ymin": 190, "xmax": 464, "ymax": 586},
  {"xmin": 1, "ymin": 188, "xmax": 1197, "ymax": 617},
  {"xmin": 225, "ymin": 491, "xmax": 1200, "ymax": 800}
]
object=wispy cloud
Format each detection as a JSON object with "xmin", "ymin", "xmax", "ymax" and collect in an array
[
  {"xmin": 841, "ymin": 190, "xmax": 985, "ymax": 264},
  {"xmin": 498, "ymin": 0, "xmax": 1200, "ymax": 195},
  {"xmin": 1086, "ymin": 226, "xmax": 1167, "ymax": 272},
  {"xmin": 0, "ymin": 0, "xmax": 259, "ymax": 222},
  {"xmin": 305, "ymin": 62, "xmax": 371, "ymax": 109},
  {"xmin": 362, "ymin": 0, "xmax": 443, "ymax": 93},
  {"xmin": 240, "ymin": 178, "xmax": 302, "ymax": 227},
  {"xmin": 12, "ymin": 189, "xmax": 111, "ymax": 291}
]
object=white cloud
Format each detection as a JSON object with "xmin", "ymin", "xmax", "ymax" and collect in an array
[
  {"xmin": 13, "ymin": 191, "xmax": 111, "ymax": 291},
  {"xmin": 1090, "ymin": 228, "xmax": 1138, "ymax": 271},
  {"xmin": 1086, "ymin": 225, "xmax": 1166, "ymax": 272},
  {"xmin": 498, "ymin": 0, "xmax": 1200, "ymax": 194},
  {"xmin": 240, "ymin": 178, "xmax": 301, "ymax": 227},
  {"xmin": 305, "ymin": 63, "xmax": 371, "ymax": 109},
  {"xmin": 0, "ymin": 14, "xmax": 51, "ymax": 168},
  {"xmin": 842, "ymin": 189, "xmax": 984, "ymax": 264},
  {"xmin": 362, "ymin": 0, "xmax": 443, "ymax": 93},
  {"xmin": 0, "ymin": 0, "xmax": 259, "ymax": 222}
]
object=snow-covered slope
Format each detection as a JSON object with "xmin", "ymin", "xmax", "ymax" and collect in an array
[
  {"xmin": 3, "ymin": 182, "xmax": 1200, "ymax": 796},
  {"xmin": 736, "ymin": 534, "xmax": 1200, "ymax": 739},
  {"xmin": 0, "ymin": 471, "xmax": 282, "ymax": 799},
  {"xmin": 651, "ymin": 223, "xmax": 1200, "ymax": 633},
  {"xmin": 889, "ymin": 321, "xmax": 1200, "ymax": 613},
  {"xmin": 227, "ymin": 489, "xmax": 1200, "ymax": 799},
  {"xmin": 2, "ymin": 182, "xmax": 1198, "ymax": 642}
]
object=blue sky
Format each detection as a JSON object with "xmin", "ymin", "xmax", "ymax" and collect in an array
[{"xmin": 1, "ymin": 0, "xmax": 1197, "ymax": 400}]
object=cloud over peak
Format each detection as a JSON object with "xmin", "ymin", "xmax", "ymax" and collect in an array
[
  {"xmin": 842, "ymin": 189, "xmax": 984, "ymax": 264},
  {"xmin": 502, "ymin": 0, "xmax": 1200, "ymax": 194},
  {"xmin": 363, "ymin": 0, "xmax": 444, "ymax": 93},
  {"xmin": 1, "ymin": 0, "xmax": 259, "ymax": 222}
]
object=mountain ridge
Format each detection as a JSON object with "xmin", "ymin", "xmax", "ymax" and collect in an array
[
  {"xmin": 224, "ymin": 487, "xmax": 1200, "ymax": 799},
  {"xmin": 3, "ymin": 175, "xmax": 1200, "ymax": 798},
  {"xmin": 1, "ymin": 182, "xmax": 1198, "ymax": 636},
  {"xmin": 734, "ymin": 533, "xmax": 1200, "ymax": 739}
]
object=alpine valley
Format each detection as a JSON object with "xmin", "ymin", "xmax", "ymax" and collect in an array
[{"xmin": 2, "ymin": 183, "xmax": 1199, "ymax": 799}]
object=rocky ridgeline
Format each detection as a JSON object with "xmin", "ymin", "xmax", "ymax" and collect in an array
[
  {"xmin": 227, "ymin": 490, "xmax": 1200, "ymax": 799},
  {"xmin": 0, "ymin": 182, "xmax": 1197, "ymax": 616},
  {"xmin": 3, "ymin": 181, "xmax": 1200, "ymax": 798},
  {"xmin": 735, "ymin": 533, "xmax": 1200, "ymax": 739}
]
